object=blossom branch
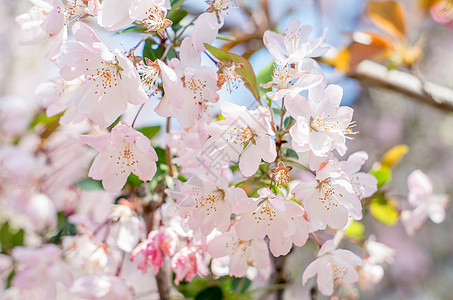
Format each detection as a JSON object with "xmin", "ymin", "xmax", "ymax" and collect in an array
[{"xmin": 348, "ymin": 60, "xmax": 453, "ymax": 112}]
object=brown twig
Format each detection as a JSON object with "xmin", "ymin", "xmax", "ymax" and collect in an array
[{"xmin": 349, "ymin": 60, "xmax": 453, "ymax": 112}]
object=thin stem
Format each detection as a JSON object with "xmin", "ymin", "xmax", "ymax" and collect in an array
[
  {"xmin": 279, "ymin": 98, "xmax": 286, "ymax": 132},
  {"xmin": 131, "ymin": 104, "xmax": 145, "ymax": 128},
  {"xmin": 282, "ymin": 158, "xmax": 314, "ymax": 175},
  {"xmin": 160, "ymin": 44, "xmax": 172, "ymax": 61},
  {"xmin": 165, "ymin": 117, "xmax": 176, "ymax": 177},
  {"xmin": 204, "ymin": 51, "xmax": 219, "ymax": 64},
  {"xmin": 115, "ymin": 251, "xmax": 126, "ymax": 276},
  {"xmin": 311, "ymin": 232, "xmax": 322, "ymax": 248},
  {"xmin": 269, "ymin": 174, "xmax": 274, "ymax": 190},
  {"xmin": 175, "ymin": 15, "xmax": 198, "ymax": 40}
]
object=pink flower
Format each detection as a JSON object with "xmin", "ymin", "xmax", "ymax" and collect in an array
[
  {"xmin": 204, "ymin": 102, "xmax": 277, "ymax": 177},
  {"xmin": 340, "ymin": 151, "xmax": 378, "ymax": 199},
  {"xmin": 207, "ymin": 229, "xmax": 271, "ymax": 278},
  {"xmin": 9, "ymin": 193, "xmax": 57, "ymax": 233},
  {"xmin": 56, "ymin": 22, "xmax": 148, "ymax": 128},
  {"xmin": 70, "ymin": 275, "xmax": 133, "ymax": 300},
  {"xmin": 131, "ymin": 227, "xmax": 178, "ymax": 274},
  {"xmin": 176, "ymin": 65, "xmax": 220, "ymax": 128},
  {"xmin": 285, "ymin": 85, "xmax": 356, "ymax": 157},
  {"xmin": 168, "ymin": 37, "xmax": 220, "ymax": 128},
  {"xmin": 12, "ymin": 244, "xmax": 73, "ymax": 299},
  {"xmin": 109, "ymin": 202, "xmax": 145, "ymax": 252},
  {"xmin": 0, "ymin": 95, "xmax": 36, "ymax": 137},
  {"xmin": 191, "ymin": 12, "xmax": 223, "ymax": 52},
  {"xmin": 171, "ymin": 245, "xmax": 202, "ymax": 284},
  {"xmin": 263, "ymin": 20, "xmax": 330, "ymax": 66},
  {"xmin": 401, "ymin": 170, "xmax": 449, "ymax": 235},
  {"xmin": 62, "ymin": 234, "xmax": 117, "ymax": 274},
  {"xmin": 235, "ymin": 188, "xmax": 309, "ymax": 256},
  {"xmin": 168, "ymin": 175, "xmax": 246, "ymax": 236},
  {"xmin": 35, "ymin": 77, "xmax": 84, "ymax": 120},
  {"xmin": 292, "ymin": 156, "xmax": 361, "ymax": 231},
  {"xmin": 98, "ymin": 0, "xmax": 172, "ymax": 35},
  {"xmin": 260, "ymin": 64, "xmax": 323, "ymax": 101},
  {"xmin": 80, "ymin": 121, "xmax": 158, "ymax": 192},
  {"xmin": 137, "ymin": 58, "xmax": 184, "ymax": 117},
  {"xmin": 302, "ymin": 240, "xmax": 364, "ymax": 296},
  {"xmin": 15, "ymin": 0, "xmax": 66, "ymax": 58}
]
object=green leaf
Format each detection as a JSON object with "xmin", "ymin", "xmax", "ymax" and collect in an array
[
  {"xmin": 370, "ymin": 164, "xmax": 392, "ymax": 187},
  {"xmin": 0, "ymin": 222, "xmax": 11, "ymax": 251},
  {"xmin": 117, "ymin": 25, "xmax": 147, "ymax": 34},
  {"xmin": 345, "ymin": 221, "xmax": 366, "ymax": 240},
  {"xmin": 204, "ymin": 43, "xmax": 261, "ymax": 104},
  {"xmin": 256, "ymin": 62, "xmax": 274, "ymax": 98},
  {"xmin": 154, "ymin": 146, "xmax": 167, "ymax": 166},
  {"xmin": 285, "ymin": 148, "xmax": 299, "ymax": 159},
  {"xmin": 176, "ymin": 277, "xmax": 211, "ymax": 298},
  {"xmin": 170, "ymin": 0, "xmax": 184, "ymax": 9},
  {"xmin": 143, "ymin": 38, "xmax": 164, "ymax": 61},
  {"xmin": 30, "ymin": 112, "xmax": 60, "ymax": 129},
  {"xmin": 77, "ymin": 178, "xmax": 104, "ymax": 191},
  {"xmin": 195, "ymin": 286, "xmax": 224, "ymax": 300},
  {"xmin": 370, "ymin": 196, "xmax": 399, "ymax": 226},
  {"xmin": 137, "ymin": 126, "xmax": 161, "ymax": 140},
  {"xmin": 283, "ymin": 116, "xmax": 295, "ymax": 129},
  {"xmin": 167, "ymin": 9, "xmax": 188, "ymax": 26},
  {"xmin": 6, "ymin": 268, "xmax": 15, "ymax": 289},
  {"xmin": 126, "ymin": 173, "xmax": 144, "ymax": 187},
  {"xmin": 231, "ymin": 277, "xmax": 251, "ymax": 293},
  {"xmin": 0, "ymin": 222, "xmax": 25, "ymax": 253}
]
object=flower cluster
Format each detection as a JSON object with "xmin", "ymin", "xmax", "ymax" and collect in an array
[{"xmin": 2, "ymin": 0, "xmax": 449, "ymax": 299}]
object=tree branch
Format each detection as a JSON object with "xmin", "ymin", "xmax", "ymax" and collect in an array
[{"xmin": 349, "ymin": 60, "xmax": 453, "ymax": 112}]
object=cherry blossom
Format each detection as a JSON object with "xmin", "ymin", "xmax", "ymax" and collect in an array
[
  {"xmin": 235, "ymin": 188, "xmax": 309, "ymax": 256},
  {"xmin": 108, "ymin": 202, "xmax": 145, "ymax": 252},
  {"xmin": 80, "ymin": 122, "xmax": 158, "ymax": 192},
  {"xmin": 131, "ymin": 227, "xmax": 178, "ymax": 274},
  {"xmin": 70, "ymin": 275, "xmax": 133, "ymax": 300},
  {"xmin": 168, "ymin": 38, "xmax": 220, "ymax": 127},
  {"xmin": 191, "ymin": 12, "xmax": 223, "ymax": 52},
  {"xmin": 8, "ymin": 193, "xmax": 57, "ymax": 233},
  {"xmin": 217, "ymin": 60, "xmax": 244, "ymax": 92},
  {"xmin": 168, "ymin": 175, "xmax": 246, "ymax": 236},
  {"xmin": 176, "ymin": 66, "xmax": 220, "ymax": 128},
  {"xmin": 15, "ymin": 0, "xmax": 66, "ymax": 58},
  {"xmin": 0, "ymin": 96, "xmax": 36, "ymax": 137},
  {"xmin": 263, "ymin": 20, "xmax": 330, "ymax": 66},
  {"xmin": 340, "ymin": 151, "xmax": 378, "ymax": 199},
  {"xmin": 62, "ymin": 234, "xmax": 118, "ymax": 274},
  {"xmin": 137, "ymin": 58, "xmax": 184, "ymax": 117},
  {"xmin": 401, "ymin": 170, "xmax": 449, "ymax": 235},
  {"xmin": 271, "ymin": 161, "xmax": 293, "ymax": 188},
  {"xmin": 207, "ymin": 229, "xmax": 271, "ymax": 278},
  {"xmin": 98, "ymin": 0, "xmax": 172, "ymax": 35},
  {"xmin": 12, "ymin": 245, "xmax": 73, "ymax": 299},
  {"xmin": 171, "ymin": 245, "xmax": 204, "ymax": 285},
  {"xmin": 285, "ymin": 85, "xmax": 356, "ymax": 157},
  {"xmin": 260, "ymin": 64, "xmax": 323, "ymax": 101},
  {"xmin": 302, "ymin": 240, "xmax": 364, "ymax": 296},
  {"xmin": 35, "ymin": 77, "xmax": 84, "ymax": 122},
  {"xmin": 56, "ymin": 22, "xmax": 148, "ymax": 128},
  {"xmin": 292, "ymin": 156, "xmax": 361, "ymax": 231},
  {"xmin": 204, "ymin": 102, "xmax": 277, "ymax": 177},
  {"xmin": 206, "ymin": 0, "xmax": 236, "ymax": 22}
]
